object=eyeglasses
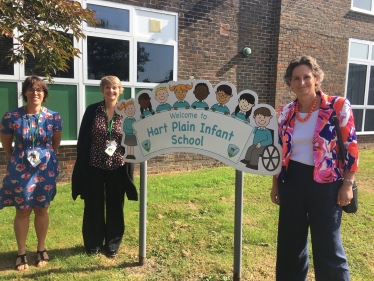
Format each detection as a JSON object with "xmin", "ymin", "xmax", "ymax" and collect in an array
[{"xmin": 27, "ymin": 88, "xmax": 44, "ymax": 94}]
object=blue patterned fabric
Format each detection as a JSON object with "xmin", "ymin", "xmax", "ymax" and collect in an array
[{"xmin": 0, "ymin": 107, "xmax": 63, "ymax": 209}]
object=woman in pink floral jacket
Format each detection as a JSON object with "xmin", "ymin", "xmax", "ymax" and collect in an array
[{"xmin": 270, "ymin": 56, "xmax": 358, "ymax": 281}]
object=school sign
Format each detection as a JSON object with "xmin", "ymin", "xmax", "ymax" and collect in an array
[{"xmin": 115, "ymin": 79, "xmax": 281, "ymax": 175}]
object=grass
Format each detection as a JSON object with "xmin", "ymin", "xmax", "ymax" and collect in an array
[{"xmin": 0, "ymin": 149, "xmax": 373, "ymax": 280}]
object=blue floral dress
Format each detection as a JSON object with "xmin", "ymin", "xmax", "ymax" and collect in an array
[{"xmin": 0, "ymin": 106, "xmax": 63, "ymax": 210}]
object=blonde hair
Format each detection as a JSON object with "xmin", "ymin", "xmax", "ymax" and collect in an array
[
  {"xmin": 100, "ymin": 76, "xmax": 124, "ymax": 93},
  {"xmin": 155, "ymin": 86, "xmax": 168, "ymax": 95},
  {"xmin": 117, "ymin": 100, "xmax": 134, "ymax": 111}
]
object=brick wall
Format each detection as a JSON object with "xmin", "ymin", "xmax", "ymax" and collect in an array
[{"xmin": 276, "ymin": 0, "xmax": 374, "ymax": 109}]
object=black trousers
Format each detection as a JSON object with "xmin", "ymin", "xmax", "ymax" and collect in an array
[
  {"xmin": 82, "ymin": 165, "xmax": 127, "ymax": 253},
  {"xmin": 276, "ymin": 160, "xmax": 350, "ymax": 281}
]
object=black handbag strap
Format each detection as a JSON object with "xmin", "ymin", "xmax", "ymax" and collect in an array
[{"xmin": 332, "ymin": 112, "xmax": 346, "ymax": 165}]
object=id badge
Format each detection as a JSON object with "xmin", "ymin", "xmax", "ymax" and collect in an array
[
  {"xmin": 27, "ymin": 151, "xmax": 41, "ymax": 167},
  {"xmin": 105, "ymin": 140, "xmax": 117, "ymax": 156}
]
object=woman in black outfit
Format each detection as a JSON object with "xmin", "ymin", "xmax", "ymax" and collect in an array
[{"xmin": 72, "ymin": 76, "xmax": 138, "ymax": 257}]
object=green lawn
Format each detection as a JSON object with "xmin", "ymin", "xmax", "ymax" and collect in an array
[{"xmin": 0, "ymin": 150, "xmax": 373, "ymax": 280}]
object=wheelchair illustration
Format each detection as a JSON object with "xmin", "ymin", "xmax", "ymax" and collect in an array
[{"xmin": 260, "ymin": 129, "xmax": 280, "ymax": 172}]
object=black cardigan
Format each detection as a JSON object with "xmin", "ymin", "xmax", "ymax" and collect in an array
[{"xmin": 71, "ymin": 101, "xmax": 138, "ymax": 201}]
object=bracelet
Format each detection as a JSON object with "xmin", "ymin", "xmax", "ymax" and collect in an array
[{"xmin": 344, "ymin": 178, "xmax": 355, "ymax": 185}]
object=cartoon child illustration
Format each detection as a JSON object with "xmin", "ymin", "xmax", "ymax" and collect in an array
[
  {"xmin": 191, "ymin": 83, "xmax": 210, "ymax": 110},
  {"xmin": 231, "ymin": 93, "xmax": 256, "ymax": 123},
  {"xmin": 138, "ymin": 92, "xmax": 155, "ymax": 119},
  {"xmin": 169, "ymin": 82, "xmax": 193, "ymax": 110},
  {"xmin": 210, "ymin": 84, "xmax": 233, "ymax": 115},
  {"xmin": 154, "ymin": 86, "xmax": 172, "ymax": 113},
  {"xmin": 240, "ymin": 107, "xmax": 273, "ymax": 170},
  {"xmin": 117, "ymin": 100, "xmax": 137, "ymax": 159}
]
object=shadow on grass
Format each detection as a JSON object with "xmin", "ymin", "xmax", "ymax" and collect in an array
[{"xmin": 0, "ymin": 245, "xmax": 142, "ymax": 278}]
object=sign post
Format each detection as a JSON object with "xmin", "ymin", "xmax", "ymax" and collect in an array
[
  {"xmin": 139, "ymin": 161, "xmax": 147, "ymax": 265},
  {"xmin": 234, "ymin": 170, "xmax": 244, "ymax": 280}
]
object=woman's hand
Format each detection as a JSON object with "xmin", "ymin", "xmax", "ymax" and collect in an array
[
  {"xmin": 337, "ymin": 171, "xmax": 355, "ymax": 206},
  {"xmin": 52, "ymin": 131, "xmax": 62, "ymax": 153},
  {"xmin": 337, "ymin": 181, "xmax": 353, "ymax": 206},
  {"xmin": 270, "ymin": 175, "xmax": 280, "ymax": 205},
  {"xmin": 1, "ymin": 133, "xmax": 14, "ymax": 157}
]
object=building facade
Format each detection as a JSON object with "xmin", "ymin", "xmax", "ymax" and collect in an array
[{"xmin": 1, "ymin": 0, "xmax": 373, "ymax": 181}]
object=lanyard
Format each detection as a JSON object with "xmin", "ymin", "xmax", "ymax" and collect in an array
[
  {"xmin": 26, "ymin": 109, "xmax": 41, "ymax": 150},
  {"xmin": 106, "ymin": 111, "xmax": 114, "ymax": 140}
]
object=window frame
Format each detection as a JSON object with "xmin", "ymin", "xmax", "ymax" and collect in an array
[
  {"xmin": 345, "ymin": 38, "xmax": 374, "ymax": 135},
  {"xmin": 351, "ymin": 0, "xmax": 374, "ymax": 15}
]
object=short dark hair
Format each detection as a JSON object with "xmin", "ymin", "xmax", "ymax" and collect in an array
[
  {"xmin": 216, "ymin": 84, "xmax": 232, "ymax": 95},
  {"xmin": 21, "ymin": 75, "xmax": 49, "ymax": 102},
  {"xmin": 283, "ymin": 56, "xmax": 324, "ymax": 91},
  {"xmin": 253, "ymin": 107, "xmax": 272, "ymax": 117}
]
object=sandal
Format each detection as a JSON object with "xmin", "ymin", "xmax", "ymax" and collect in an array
[
  {"xmin": 15, "ymin": 253, "xmax": 28, "ymax": 270},
  {"xmin": 35, "ymin": 249, "xmax": 49, "ymax": 267}
]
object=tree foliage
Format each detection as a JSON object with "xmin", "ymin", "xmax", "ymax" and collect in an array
[{"xmin": 0, "ymin": 0, "xmax": 98, "ymax": 81}]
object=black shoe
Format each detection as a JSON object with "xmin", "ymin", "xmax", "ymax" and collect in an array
[
  {"xmin": 15, "ymin": 253, "xmax": 28, "ymax": 270},
  {"xmin": 240, "ymin": 159, "xmax": 250, "ymax": 164},
  {"xmin": 87, "ymin": 249, "xmax": 99, "ymax": 256},
  {"xmin": 105, "ymin": 249, "xmax": 117, "ymax": 258}
]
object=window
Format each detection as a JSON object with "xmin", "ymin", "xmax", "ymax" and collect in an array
[
  {"xmin": 87, "ymin": 4, "xmax": 130, "ymax": 32},
  {"xmin": 346, "ymin": 39, "xmax": 374, "ymax": 134},
  {"xmin": 25, "ymin": 34, "xmax": 75, "ymax": 79},
  {"xmin": 87, "ymin": 36, "xmax": 130, "ymax": 81},
  {"xmin": 0, "ymin": 36, "xmax": 14, "ymax": 76},
  {"xmin": 351, "ymin": 0, "xmax": 374, "ymax": 15},
  {"xmin": 137, "ymin": 42, "xmax": 174, "ymax": 83},
  {"xmin": 0, "ymin": 0, "xmax": 178, "ymax": 143}
]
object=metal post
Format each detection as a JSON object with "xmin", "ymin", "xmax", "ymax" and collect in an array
[
  {"xmin": 233, "ymin": 169, "xmax": 244, "ymax": 281},
  {"xmin": 139, "ymin": 161, "xmax": 147, "ymax": 265}
]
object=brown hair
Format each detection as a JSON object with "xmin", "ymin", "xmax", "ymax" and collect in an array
[
  {"xmin": 253, "ymin": 107, "xmax": 272, "ymax": 117},
  {"xmin": 21, "ymin": 75, "xmax": 49, "ymax": 102},
  {"xmin": 100, "ymin": 76, "xmax": 124, "ymax": 94},
  {"xmin": 283, "ymin": 56, "xmax": 324, "ymax": 91}
]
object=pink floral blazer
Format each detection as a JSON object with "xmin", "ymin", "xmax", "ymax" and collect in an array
[{"xmin": 277, "ymin": 91, "xmax": 359, "ymax": 183}]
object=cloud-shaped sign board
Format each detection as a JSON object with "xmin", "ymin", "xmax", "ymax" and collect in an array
[{"xmin": 115, "ymin": 79, "xmax": 281, "ymax": 175}]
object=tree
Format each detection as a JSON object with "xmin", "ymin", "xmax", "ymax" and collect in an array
[{"xmin": 0, "ymin": 0, "xmax": 98, "ymax": 81}]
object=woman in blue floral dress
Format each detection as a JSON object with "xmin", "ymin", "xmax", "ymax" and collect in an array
[{"xmin": 0, "ymin": 76, "xmax": 62, "ymax": 271}]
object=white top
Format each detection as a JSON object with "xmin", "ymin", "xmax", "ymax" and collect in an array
[{"xmin": 290, "ymin": 110, "xmax": 319, "ymax": 166}]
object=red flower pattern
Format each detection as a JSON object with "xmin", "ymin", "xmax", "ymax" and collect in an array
[
  {"xmin": 44, "ymin": 185, "xmax": 53, "ymax": 191},
  {"xmin": 15, "ymin": 197, "xmax": 24, "ymax": 204},
  {"xmin": 14, "ymin": 187, "xmax": 23, "ymax": 193},
  {"xmin": 16, "ymin": 164, "xmax": 26, "ymax": 172},
  {"xmin": 27, "ymin": 184, "xmax": 36, "ymax": 192},
  {"xmin": 34, "ymin": 175, "xmax": 45, "ymax": 182},
  {"xmin": 36, "ymin": 196, "xmax": 46, "ymax": 202},
  {"xmin": 21, "ymin": 172, "xmax": 31, "ymax": 180}
]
